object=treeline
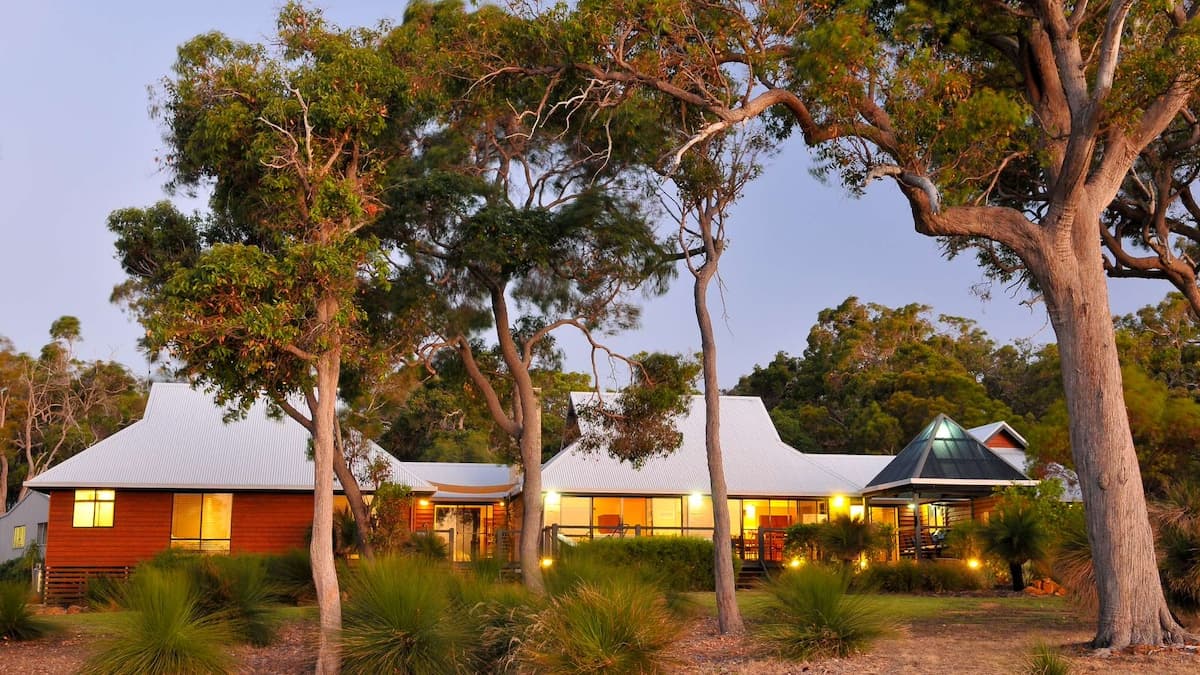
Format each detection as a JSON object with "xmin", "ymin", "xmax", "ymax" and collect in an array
[
  {"xmin": 0, "ymin": 318, "xmax": 146, "ymax": 512},
  {"xmin": 728, "ymin": 294, "xmax": 1200, "ymax": 497}
]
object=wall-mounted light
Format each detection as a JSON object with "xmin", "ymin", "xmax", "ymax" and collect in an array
[
  {"xmin": 539, "ymin": 557, "xmax": 554, "ymax": 568},
  {"xmin": 418, "ymin": 499, "xmax": 430, "ymax": 507},
  {"xmin": 688, "ymin": 492, "xmax": 704, "ymax": 508},
  {"xmin": 967, "ymin": 558, "xmax": 981, "ymax": 570},
  {"xmin": 545, "ymin": 491, "xmax": 561, "ymax": 506},
  {"xmin": 831, "ymin": 495, "xmax": 847, "ymax": 509}
]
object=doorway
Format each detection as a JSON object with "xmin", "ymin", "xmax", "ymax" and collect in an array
[{"xmin": 433, "ymin": 505, "xmax": 491, "ymax": 562}]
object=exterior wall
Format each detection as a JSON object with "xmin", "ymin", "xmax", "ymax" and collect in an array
[
  {"xmin": 229, "ymin": 492, "xmax": 314, "ymax": 555},
  {"xmin": 45, "ymin": 490, "xmax": 172, "ymax": 568},
  {"xmin": 0, "ymin": 491, "xmax": 50, "ymax": 563},
  {"xmin": 413, "ymin": 498, "xmax": 435, "ymax": 531},
  {"xmin": 983, "ymin": 431, "xmax": 1023, "ymax": 449}
]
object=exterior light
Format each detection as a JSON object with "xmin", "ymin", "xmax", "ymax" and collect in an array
[
  {"xmin": 418, "ymin": 499, "xmax": 430, "ymax": 507},
  {"xmin": 967, "ymin": 558, "xmax": 981, "ymax": 570},
  {"xmin": 689, "ymin": 492, "xmax": 704, "ymax": 507},
  {"xmin": 545, "ymin": 491, "xmax": 561, "ymax": 506},
  {"xmin": 788, "ymin": 557, "xmax": 803, "ymax": 569},
  {"xmin": 745, "ymin": 504, "xmax": 756, "ymax": 518},
  {"xmin": 858, "ymin": 555, "xmax": 869, "ymax": 571},
  {"xmin": 539, "ymin": 557, "xmax": 554, "ymax": 568},
  {"xmin": 831, "ymin": 495, "xmax": 846, "ymax": 509},
  {"xmin": 907, "ymin": 503, "xmax": 916, "ymax": 510}
]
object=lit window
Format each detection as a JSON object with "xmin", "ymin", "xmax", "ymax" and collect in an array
[
  {"xmin": 73, "ymin": 489, "xmax": 116, "ymax": 527},
  {"xmin": 12, "ymin": 525, "xmax": 26, "ymax": 549},
  {"xmin": 171, "ymin": 493, "xmax": 233, "ymax": 553}
]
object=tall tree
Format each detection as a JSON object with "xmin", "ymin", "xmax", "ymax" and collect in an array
[
  {"xmin": 108, "ymin": 6, "xmax": 420, "ymax": 670},
  {"xmin": 524, "ymin": 0, "xmax": 1200, "ymax": 646},
  {"xmin": 378, "ymin": 0, "xmax": 676, "ymax": 593}
]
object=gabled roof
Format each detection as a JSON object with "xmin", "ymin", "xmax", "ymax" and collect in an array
[
  {"xmin": 25, "ymin": 383, "xmax": 435, "ymax": 493},
  {"xmin": 967, "ymin": 421, "xmax": 1029, "ymax": 449},
  {"xmin": 540, "ymin": 393, "xmax": 863, "ymax": 497},
  {"xmin": 864, "ymin": 414, "xmax": 1036, "ymax": 495}
]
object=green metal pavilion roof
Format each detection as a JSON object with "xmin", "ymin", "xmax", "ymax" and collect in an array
[{"xmin": 863, "ymin": 414, "xmax": 1036, "ymax": 496}]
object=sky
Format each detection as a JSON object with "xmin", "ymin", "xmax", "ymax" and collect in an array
[{"xmin": 0, "ymin": 1, "xmax": 1170, "ymax": 390}]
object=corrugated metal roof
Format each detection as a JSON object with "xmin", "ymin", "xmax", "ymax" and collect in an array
[
  {"xmin": 803, "ymin": 454, "xmax": 893, "ymax": 491},
  {"xmin": 398, "ymin": 462, "xmax": 518, "ymax": 501},
  {"xmin": 541, "ymin": 393, "xmax": 864, "ymax": 497},
  {"xmin": 25, "ymin": 383, "xmax": 435, "ymax": 493}
]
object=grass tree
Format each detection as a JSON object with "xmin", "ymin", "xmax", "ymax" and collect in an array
[
  {"xmin": 985, "ymin": 499, "xmax": 1052, "ymax": 592},
  {"xmin": 107, "ymin": 5, "xmax": 422, "ymax": 671}
]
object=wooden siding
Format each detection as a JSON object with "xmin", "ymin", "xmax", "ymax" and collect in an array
[
  {"xmin": 45, "ymin": 490, "xmax": 172, "ymax": 568},
  {"xmin": 983, "ymin": 431, "xmax": 1023, "ymax": 449},
  {"xmin": 413, "ymin": 499, "xmax": 435, "ymax": 531},
  {"xmin": 230, "ymin": 492, "xmax": 313, "ymax": 555}
]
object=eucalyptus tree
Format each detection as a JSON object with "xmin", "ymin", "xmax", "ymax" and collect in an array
[
  {"xmin": 377, "ymin": 0, "xmax": 676, "ymax": 593},
  {"xmin": 107, "ymin": 6, "xmax": 424, "ymax": 670},
  {"xmin": 519, "ymin": 0, "xmax": 1200, "ymax": 647}
]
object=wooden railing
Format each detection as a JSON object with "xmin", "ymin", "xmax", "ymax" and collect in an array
[{"xmin": 43, "ymin": 566, "xmax": 132, "ymax": 605}]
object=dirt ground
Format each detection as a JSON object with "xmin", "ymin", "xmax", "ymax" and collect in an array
[{"xmin": 3, "ymin": 597, "xmax": 1198, "ymax": 674}]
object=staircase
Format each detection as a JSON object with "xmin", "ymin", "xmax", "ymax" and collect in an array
[{"xmin": 736, "ymin": 560, "xmax": 770, "ymax": 589}]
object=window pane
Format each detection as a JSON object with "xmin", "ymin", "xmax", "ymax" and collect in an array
[
  {"xmin": 75, "ymin": 489, "xmax": 95, "ymax": 502},
  {"xmin": 13, "ymin": 526, "xmax": 26, "ymax": 548},
  {"xmin": 687, "ymin": 496, "xmax": 713, "ymax": 531},
  {"xmin": 651, "ymin": 498, "xmax": 681, "ymax": 529},
  {"xmin": 201, "ymin": 493, "xmax": 233, "ymax": 540},
  {"xmin": 621, "ymin": 498, "xmax": 648, "ymax": 527},
  {"xmin": 73, "ymin": 501, "xmax": 96, "ymax": 528},
  {"xmin": 592, "ymin": 497, "xmax": 620, "ymax": 529},
  {"xmin": 172, "ymin": 494, "xmax": 202, "ymax": 539},
  {"xmin": 559, "ymin": 497, "xmax": 590, "ymax": 527},
  {"xmin": 97, "ymin": 490, "xmax": 116, "ymax": 502},
  {"xmin": 95, "ymin": 501, "xmax": 115, "ymax": 527}
]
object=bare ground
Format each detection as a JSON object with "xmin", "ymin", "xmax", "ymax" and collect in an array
[{"xmin": 4, "ymin": 596, "xmax": 1198, "ymax": 674}]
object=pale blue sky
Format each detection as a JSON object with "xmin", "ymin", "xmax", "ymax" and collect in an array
[{"xmin": 0, "ymin": 1, "xmax": 1165, "ymax": 388}]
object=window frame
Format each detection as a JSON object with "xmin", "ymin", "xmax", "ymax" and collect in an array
[
  {"xmin": 72, "ymin": 489, "xmax": 116, "ymax": 528},
  {"xmin": 12, "ymin": 525, "xmax": 26, "ymax": 549},
  {"xmin": 170, "ymin": 492, "xmax": 233, "ymax": 553}
]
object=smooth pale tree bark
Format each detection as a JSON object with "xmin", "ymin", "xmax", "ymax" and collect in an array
[
  {"xmin": 310, "ymin": 300, "xmax": 343, "ymax": 675},
  {"xmin": 692, "ymin": 256, "xmax": 744, "ymax": 634}
]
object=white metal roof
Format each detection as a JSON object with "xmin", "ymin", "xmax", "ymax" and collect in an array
[
  {"xmin": 540, "ymin": 393, "xmax": 864, "ymax": 498},
  {"xmin": 25, "ymin": 383, "xmax": 435, "ymax": 493},
  {"xmin": 967, "ymin": 421, "xmax": 1029, "ymax": 449},
  {"xmin": 803, "ymin": 454, "xmax": 893, "ymax": 492}
]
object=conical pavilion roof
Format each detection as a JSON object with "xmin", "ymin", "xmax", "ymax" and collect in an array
[{"xmin": 864, "ymin": 414, "xmax": 1034, "ymax": 494}]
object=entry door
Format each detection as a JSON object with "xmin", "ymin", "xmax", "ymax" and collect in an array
[{"xmin": 434, "ymin": 506, "xmax": 485, "ymax": 562}]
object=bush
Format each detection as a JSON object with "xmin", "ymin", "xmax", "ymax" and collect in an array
[
  {"xmin": 81, "ymin": 568, "xmax": 232, "ymax": 675},
  {"xmin": 264, "ymin": 549, "xmax": 315, "ymax": 605},
  {"xmin": 515, "ymin": 580, "xmax": 681, "ymax": 674},
  {"xmin": 562, "ymin": 536, "xmax": 734, "ymax": 592},
  {"xmin": 403, "ymin": 532, "xmax": 449, "ymax": 561},
  {"xmin": 84, "ymin": 574, "xmax": 128, "ymax": 611},
  {"xmin": 340, "ymin": 556, "xmax": 472, "ymax": 674},
  {"xmin": 190, "ymin": 555, "xmax": 278, "ymax": 646},
  {"xmin": 760, "ymin": 565, "xmax": 885, "ymax": 660},
  {"xmin": 852, "ymin": 560, "xmax": 987, "ymax": 593},
  {"xmin": 818, "ymin": 516, "xmax": 891, "ymax": 565},
  {"xmin": 986, "ymin": 497, "xmax": 1052, "ymax": 591},
  {"xmin": 0, "ymin": 581, "xmax": 53, "ymax": 641},
  {"xmin": 1026, "ymin": 642, "xmax": 1071, "ymax": 675}
]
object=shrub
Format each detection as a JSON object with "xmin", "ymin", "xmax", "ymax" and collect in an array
[
  {"xmin": 562, "ymin": 536, "xmax": 733, "ymax": 592},
  {"xmin": 264, "ymin": 549, "xmax": 315, "ymax": 605},
  {"xmin": 190, "ymin": 555, "xmax": 278, "ymax": 646},
  {"xmin": 818, "ymin": 516, "xmax": 891, "ymax": 565},
  {"xmin": 1048, "ymin": 506, "xmax": 1095, "ymax": 609},
  {"xmin": 986, "ymin": 498, "xmax": 1052, "ymax": 591},
  {"xmin": 340, "ymin": 556, "xmax": 471, "ymax": 674},
  {"xmin": 81, "ymin": 568, "xmax": 232, "ymax": 675},
  {"xmin": 1151, "ymin": 482, "xmax": 1200, "ymax": 610},
  {"xmin": 515, "ymin": 580, "xmax": 681, "ymax": 674},
  {"xmin": 84, "ymin": 574, "xmax": 128, "ymax": 611},
  {"xmin": 783, "ymin": 523, "xmax": 822, "ymax": 561},
  {"xmin": 0, "ymin": 581, "xmax": 53, "ymax": 641},
  {"xmin": 403, "ymin": 531, "xmax": 449, "ymax": 561},
  {"xmin": 944, "ymin": 520, "xmax": 987, "ymax": 561},
  {"xmin": 760, "ymin": 565, "xmax": 885, "ymax": 660},
  {"xmin": 1026, "ymin": 642, "xmax": 1071, "ymax": 675},
  {"xmin": 852, "ymin": 560, "xmax": 986, "ymax": 593}
]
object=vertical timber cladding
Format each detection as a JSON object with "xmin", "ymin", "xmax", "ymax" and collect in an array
[
  {"xmin": 229, "ymin": 492, "xmax": 315, "ymax": 554},
  {"xmin": 45, "ymin": 490, "xmax": 172, "ymax": 568},
  {"xmin": 413, "ymin": 498, "xmax": 435, "ymax": 531}
]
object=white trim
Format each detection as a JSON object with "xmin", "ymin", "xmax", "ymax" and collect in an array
[{"xmin": 863, "ymin": 477, "xmax": 1039, "ymax": 494}]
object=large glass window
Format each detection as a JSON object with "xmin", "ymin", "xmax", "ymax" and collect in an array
[
  {"xmin": 171, "ymin": 493, "xmax": 233, "ymax": 552},
  {"xmin": 685, "ymin": 495, "xmax": 714, "ymax": 536},
  {"xmin": 73, "ymin": 489, "xmax": 115, "ymax": 528},
  {"xmin": 650, "ymin": 497, "xmax": 682, "ymax": 532}
]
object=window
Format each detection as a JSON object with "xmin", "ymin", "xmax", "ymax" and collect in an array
[
  {"xmin": 12, "ymin": 525, "xmax": 26, "ymax": 549},
  {"xmin": 171, "ymin": 493, "xmax": 233, "ymax": 552},
  {"xmin": 73, "ymin": 489, "xmax": 116, "ymax": 527}
]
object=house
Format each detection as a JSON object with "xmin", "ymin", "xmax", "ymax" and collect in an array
[
  {"xmin": 0, "ymin": 490, "xmax": 49, "ymax": 564},
  {"xmin": 27, "ymin": 383, "xmax": 1038, "ymax": 600}
]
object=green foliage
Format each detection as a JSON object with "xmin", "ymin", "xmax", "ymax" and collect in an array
[
  {"xmin": 852, "ymin": 560, "xmax": 987, "ymax": 593},
  {"xmin": 1151, "ymin": 483, "xmax": 1200, "ymax": 610},
  {"xmin": 340, "ymin": 556, "xmax": 472, "ymax": 674},
  {"xmin": 760, "ymin": 565, "xmax": 885, "ymax": 660},
  {"xmin": 0, "ymin": 581, "xmax": 53, "ymax": 641},
  {"xmin": 559, "ymin": 536, "xmax": 728, "ymax": 593},
  {"xmin": 403, "ymin": 531, "xmax": 449, "ymax": 561},
  {"xmin": 81, "ymin": 568, "xmax": 233, "ymax": 675},
  {"xmin": 190, "ymin": 555, "xmax": 278, "ymax": 647},
  {"xmin": 263, "ymin": 549, "xmax": 316, "ymax": 605},
  {"xmin": 368, "ymin": 482, "xmax": 413, "ymax": 554},
  {"xmin": 515, "ymin": 580, "xmax": 681, "ymax": 674},
  {"xmin": 783, "ymin": 523, "xmax": 822, "ymax": 562},
  {"xmin": 986, "ymin": 492, "xmax": 1053, "ymax": 591},
  {"xmin": 1026, "ymin": 642, "xmax": 1071, "ymax": 675},
  {"xmin": 944, "ymin": 520, "xmax": 987, "ymax": 561},
  {"xmin": 819, "ymin": 515, "xmax": 892, "ymax": 564},
  {"xmin": 84, "ymin": 574, "xmax": 129, "ymax": 611}
]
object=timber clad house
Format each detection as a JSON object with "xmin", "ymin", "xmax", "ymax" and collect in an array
[{"xmin": 26, "ymin": 384, "xmax": 1037, "ymax": 602}]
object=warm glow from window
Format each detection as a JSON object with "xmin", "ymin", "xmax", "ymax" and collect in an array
[
  {"xmin": 907, "ymin": 503, "xmax": 916, "ymax": 510},
  {"xmin": 849, "ymin": 504, "xmax": 864, "ymax": 520},
  {"xmin": 418, "ymin": 499, "xmax": 430, "ymax": 507},
  {"xmin": 745, "ymin": 504, "xmax": 756, "ymax": 519},
  {"xmin": 171, "ymin": 493, "xmax": 232, "ymax": 552},
  {"xmin": 544, "ymin": 491, "xmax": 560, "ymax": 506},
  {"xmin": 12, "ymin": 525, "xmax": 26, "ymax": 549},
  {"xmin": 73, "ymin": 489, "xmax": 115, "ymax": 528},
  {"xmin": 789, "ymin": 557, "xmax": 802, "ymax": 569},
  {"xmin": 689, "ymin": 492, "xmax": 704, "ymax": 508}
]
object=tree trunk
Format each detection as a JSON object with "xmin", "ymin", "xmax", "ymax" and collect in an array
[
  {"xmin": 517, "ymin": 387, "xmax": 547, "ymax": 594},
  {"xmin": 693, "ymin": 264, "xmax": 745, "ymax": 634},
  {"xmin": 1039, "ymin": 237, "xmax": 1185, "ymax": 648},
  {"xmin": 331, "ymin": 442, "xmax": 375, "ymax": 560},
  {"xmin": 0, "ymin": 454, "xmax": 7, "ymax": 516},
  {"xmin": 1009, "ymin": 562, "xmax": 1024, "ymax": 592},
  {"xmin": 311, "ymin": 352, "xmax": 343, "ymax": 674}
]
